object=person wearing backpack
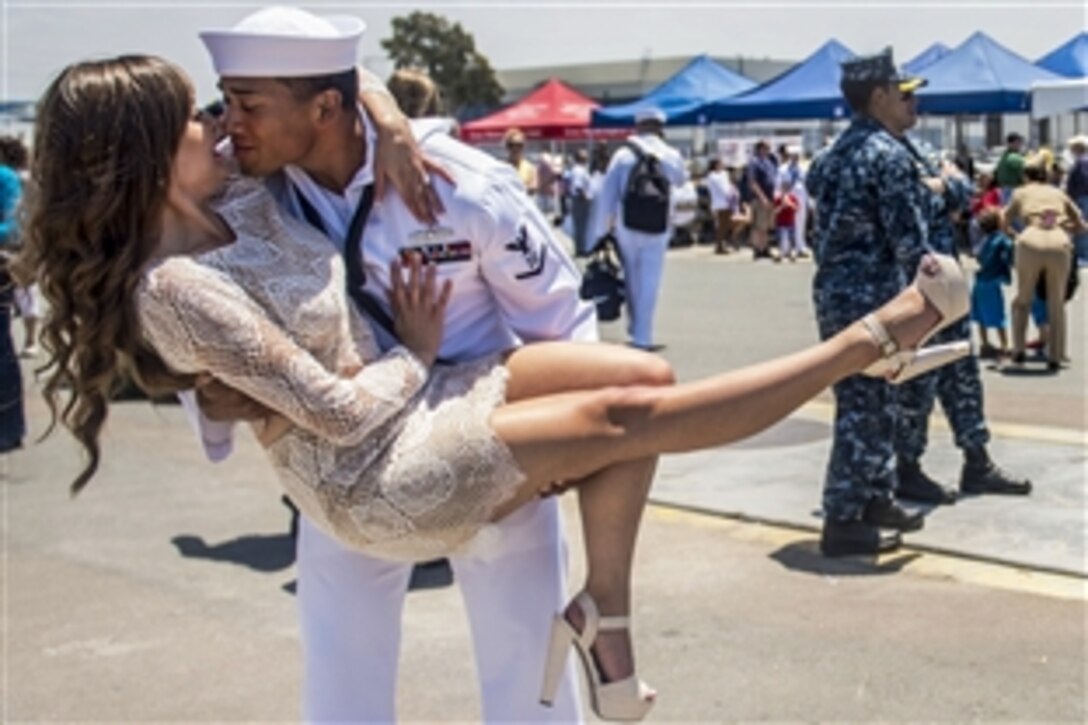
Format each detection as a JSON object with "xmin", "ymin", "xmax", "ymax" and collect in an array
[{"xmin": 589, "ymin": 107, "xmax": 687, "ymax": 350}]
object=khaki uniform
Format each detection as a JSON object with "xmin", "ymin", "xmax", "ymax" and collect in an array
[{"xmin": 1005, "ymin": 183, "xmax": 1083, "ymax": 363}]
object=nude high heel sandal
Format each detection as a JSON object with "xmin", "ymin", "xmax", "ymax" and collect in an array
[
  {"xmin": 862, "ymin": 252, "xmax": 971, "ymax": 385},
  {"xmin": 539, "ymin": 591, "xmax": 655, "ymax": 721}
]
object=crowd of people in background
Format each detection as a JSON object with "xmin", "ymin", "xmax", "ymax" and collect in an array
[
  {"xmin": 490, "ymin": 124, "xmax": 1084, "ymax": 375},
  {"xmin": 960, "ymin": 132, "xmax": 1084, "ymax": 373},
  {"xmin": 497, "ymin": 133, "xmax": 823, "ymax": 265}
]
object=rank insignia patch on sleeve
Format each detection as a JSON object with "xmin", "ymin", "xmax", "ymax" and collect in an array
[{"xmin": 504, "ymin": 224, "xmax": 547, "ymax": 279}]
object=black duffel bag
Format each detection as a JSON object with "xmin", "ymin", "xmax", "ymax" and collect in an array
[{"xmin": 580, "ymin": 234, "xmax": 625, "ymax": 321}]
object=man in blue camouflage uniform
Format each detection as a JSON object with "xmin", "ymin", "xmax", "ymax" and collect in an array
[
  {"xmin": 893, "ymin": 138, "xmax": 1032, "ymax": 502},
  {"xmin": 807, "ymin": 49, "xmax": 931, "ymax": 557}
]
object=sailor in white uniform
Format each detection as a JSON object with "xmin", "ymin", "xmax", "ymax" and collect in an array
[
  {"xmin": 193, "ymin": 7, "xmax": 592, "ymax": 722},
  {"xmin": 589, "ymin": 107, "xmax": 687, "ymax": 350}
]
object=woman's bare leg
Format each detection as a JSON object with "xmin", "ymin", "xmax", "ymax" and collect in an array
[
  {"xmin": 493, "ymin": 321, "xmax": 872, "ymax": 488},
  {"xmin": 487, "ymin": 344, "xmax": 670, "ymax": 685},
  {"xmin": 494, "ymin": 282, "xmax": 940, "ymax": 488},
  {"xmin": 571, "ymin": 456, "xmax": 657, "ymax": 683},
  {"xmin": 493, "ymin": 281, "xmax": 938, "ymax": 568},
  {"xmin": 502, "ymin": 341, "xmax": 674, "ymax": 403},
  {"xmin": 490, "ymin": 282, "xmax": 940, "ymax": 689}
]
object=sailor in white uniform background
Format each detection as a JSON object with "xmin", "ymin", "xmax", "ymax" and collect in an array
[
  {"xmin": 589, "ymin": 107, "xmax": 687, "ymax": 351},
  {"xmin": 193, "ymin": 7, "xmax": 593, "ymax": 722}
]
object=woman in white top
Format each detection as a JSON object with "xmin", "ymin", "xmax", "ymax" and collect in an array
[{"xmin": 705, "ymin": 158, "xmax": 739, "ymax": 254}]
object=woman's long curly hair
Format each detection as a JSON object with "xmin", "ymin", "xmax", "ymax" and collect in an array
[{"xmin": 17, "ymin": 55, "xmax": 198, "ymax": 494}]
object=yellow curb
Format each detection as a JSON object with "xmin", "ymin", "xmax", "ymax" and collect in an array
[
  {"xmin": 646, "ymin": 505, "xmax": 1087, "ymax": 602},
  {"xmin": 794, "ymin": 400, "xmax": 1087, "ymax": 447}
]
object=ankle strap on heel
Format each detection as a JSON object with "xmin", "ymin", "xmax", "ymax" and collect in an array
[
  {"xmin": 861, "ymin": 314, "xmax": 898, "ymax": 359},
  {"xmin": 597, "ymin": 615, "xmax": 631, "ymax": 630},
  {"xmin": 570, "ymin": 591, "xmax": 631, "ymax": 648}
]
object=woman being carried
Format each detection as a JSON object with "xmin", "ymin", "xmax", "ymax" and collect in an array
[{"xmin": 23, "ymin": 57, "xmax": 970, "ymax": 722}]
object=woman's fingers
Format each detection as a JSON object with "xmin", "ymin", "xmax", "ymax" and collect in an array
[
  {"xmin": 373, "ymin": 166, "xmax": 388, "ymax": 203},
  {"xmin": 390, "ymin": 257, "xmax": 411, "ymax": 316},
  {"xmin": 424, "ymin": 261, "xmax": 438, "ymax": 313},
  {"xmin": 394, "ymin": 155, "xmax": 452, "ymax": 223},
  {"xmin": 424, "ymin": 155, "xmax": 455, "ymax": 186},
  {"xmin": 436, "ymin": 278, "xmax": 453, "ymax": 315},
  {"xmin": 422, "ymin": 184, "xmax": 444, "ymax": 222},
  {"xmin": 401, "ymin": 169, "xmax": 434, "ymax": 223},
  {"xmin": 373, "ymin": 119, "xmax": 453, "ymax": 222},
  {"xmin": 399, "ymin": 155, "xmax": 447, "ymax": 224},
  {"xmin": 391, "ymin": 252, "xmax": 452, "ymax": 319},
  {"xmin": 422, "ymin": 156, "xmax": 453, "ymax": 217},
  {"xmin": 407, "ymin": 252, "xmax": 422, "ymax": 306}
]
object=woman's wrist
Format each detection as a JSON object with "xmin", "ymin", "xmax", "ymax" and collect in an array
[
  {"xmin": 357, "ymin": 66, "xmax": 407, "ymax": 135},
  {"xmin": 359, "ymin": 74, "xmax": 391, "ymax": 98},
  {"xmin": 398, "ymin": 343, "xmax": 435, "ymax": 373},
  {"xmin": 845, "ymin": 320, "xmax": 882, "ymax": 369}
]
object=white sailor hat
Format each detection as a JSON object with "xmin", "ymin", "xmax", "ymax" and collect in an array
[
  {"xmin": 634, "ymin": 107, "xmax": 667, "ymax": 124},
  {"xmin": 200, "ymin": 6, "xmax": 365, "ymax": 78}
]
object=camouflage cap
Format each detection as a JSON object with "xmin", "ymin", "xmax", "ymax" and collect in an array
[{"xmin": 841, "ymin": 48, "xmax": 927, "ymax": 92}]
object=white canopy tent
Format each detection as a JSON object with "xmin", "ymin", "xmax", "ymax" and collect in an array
[{"xmin": 1030, "ymin": 78, "xmax": 1088, "ymax": 118}]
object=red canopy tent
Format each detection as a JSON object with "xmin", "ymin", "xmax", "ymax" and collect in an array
[{"xmin": 460, "ymin": 78, "xmax": 630, "ymax": 143}]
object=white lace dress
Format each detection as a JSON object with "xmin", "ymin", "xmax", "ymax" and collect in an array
[{"xmin": 137, "ymin": 179, "xmax": 525, "ymax": 561}]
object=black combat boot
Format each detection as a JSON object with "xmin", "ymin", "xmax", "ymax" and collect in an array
[
  {"xmin": 820, "ymin": 519, "xmax": 902, "ymax": 557},
  {"xmin": 897, "ymin": 458, "xmax": 958, "ymax": 505},
  {"xmin": 960, "ymin": 447, "xmax": 1032, "ymax": 495},
  {"xmin": 861, "ymin": 495, "xmax": 926, "ymax": 532}
]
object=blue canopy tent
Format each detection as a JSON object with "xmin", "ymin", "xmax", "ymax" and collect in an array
[
  {"xmin": 699, "ymin": 40, "xmax": 857, "ymax": 122},
  {"xmin": 914, "ymin": 32, "xmax": 1065, "ymax": 114},
  {"xmin": 903, "ymin": 43, "xmax": 951, "ymax": 74},
  {"xmin": 1036, "ymin": 31, "xmax": 1088, "ymax": 78},
  {"xmin": 591, "ymin": 55, "xmax": 756, "ymax": 127}
]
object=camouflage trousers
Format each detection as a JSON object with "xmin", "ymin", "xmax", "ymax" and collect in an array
[
  {"xmin": 817, "ymin": 306, "xmax": 898, "ymax": 522},
  {"xmin": 895, "ymin": 315, "xmax": 990, "ymax": 462}
]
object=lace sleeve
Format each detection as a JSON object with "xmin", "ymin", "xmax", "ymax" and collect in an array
[{"xmin": 138, "ymin": 259, "xmax": 428, "ymax": 447}]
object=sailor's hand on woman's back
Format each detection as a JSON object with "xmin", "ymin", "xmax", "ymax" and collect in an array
[
  {"xmin": 195, "ymin": 373, "xmax": 271, "ymax": 422},
  {"xmin": 194, "ymin": 374, "xmax": 291, "ymax": 447}
]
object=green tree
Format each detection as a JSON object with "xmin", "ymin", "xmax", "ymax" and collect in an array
[{"xmin": 381, "ymin": 11, "xmax": 504, "ymax": 116}]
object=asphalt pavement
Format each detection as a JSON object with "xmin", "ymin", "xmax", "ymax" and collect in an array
[
  {"xmin": 3, "ymin": 244, "xmax": 1085, "ymax": 722},
  {"xmin": 616, "ymin": 245, "xmax": 1087, "ymax": 578}
]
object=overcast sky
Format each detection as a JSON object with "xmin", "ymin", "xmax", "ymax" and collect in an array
[{"xmin": 3, "ymin": 0, "xmax": 1085, "ymax": 103}]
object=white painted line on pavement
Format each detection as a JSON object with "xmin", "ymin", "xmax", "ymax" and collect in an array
[
  {"xmin": 648, "ymin": 505, "xmax": 1087, "ymax": 602},
  {"xmin": 794, "ymin": 401, "xmax": 1086, "ymax": 447}
]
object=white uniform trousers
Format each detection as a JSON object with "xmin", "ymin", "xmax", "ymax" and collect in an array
[
  {"xmin": 298, "ymin": 496, "xmax": 583, "ymax": 723},
  {"xmin": 793, "ymin": 189, "xmax": 809, "ymax": 254},
  {"xmin": 615, "ymin": 227, "xmax": 670, "ymax": 348}
]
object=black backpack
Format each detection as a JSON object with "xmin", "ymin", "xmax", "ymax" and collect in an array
[{"xmin": 622, "ymin": 142, "xmax": 671, "ymax": 234}]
